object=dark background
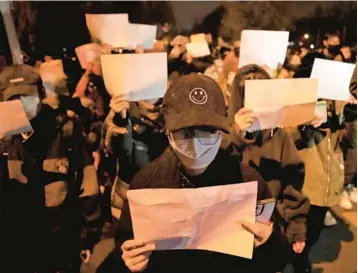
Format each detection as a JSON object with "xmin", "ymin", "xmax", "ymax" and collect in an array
[{"xmin": 1, "ymin": 1, "xmax": 357, "ymax": 65}]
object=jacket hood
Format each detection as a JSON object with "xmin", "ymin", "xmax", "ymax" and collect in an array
[{"xmin": 227, "ymin": 64, "xmax": 270, "ymax": 125}]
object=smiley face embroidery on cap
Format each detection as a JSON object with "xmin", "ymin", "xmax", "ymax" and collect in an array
[{"xmin": 189, "ymin": 88, "xmax": 208, "ymax": 105}]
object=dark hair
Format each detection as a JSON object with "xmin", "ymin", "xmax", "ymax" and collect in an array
[
  {"xmin": 219, "ymin": 46, "xmax": 231, "ymax": 59},
  {"xmin": 36, "ymin": 78, "xmax": 46, "ymax": 100},
  {"xmin": 300, "ymin": 52, "xmax": 327, "ymax": 68},
  {"xmin": 324, "ymin": 32, "xmax": 340, "ymax": 41},
  {"xmin": 293, "ymin": 52, "xmax": 328, "ymax": 78}
]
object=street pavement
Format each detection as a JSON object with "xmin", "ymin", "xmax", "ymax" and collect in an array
[{"xmin": 284, "ymin": 205, "xmax": 357, "ymax": 273}]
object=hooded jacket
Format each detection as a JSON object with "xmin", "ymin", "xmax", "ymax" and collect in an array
[
  {"xmin": 225, "ymin": 65, "xmax": 309, "ymax": 242},
  {"xmin": 97, "ymin": 148, "xmax": 293, "ymax": 273}
]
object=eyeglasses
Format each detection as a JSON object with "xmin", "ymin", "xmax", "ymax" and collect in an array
[{"xmin": 170, "ymin": 127, "xmax": 221, "ymax": 145}]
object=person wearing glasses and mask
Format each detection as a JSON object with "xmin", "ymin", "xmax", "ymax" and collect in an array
[{"xmin": 97, "ymin": 74, "xmax": 293, "ymax": 273}]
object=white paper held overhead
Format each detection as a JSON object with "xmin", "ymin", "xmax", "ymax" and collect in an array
[
  {"xmin": 245, "ymin": 78, "xmax": 318, "ymax": 131},
  {"xmin": 190, "ymin": 33, "xmax": 207, "ymax": 43},
  {"xmin": 101, "ymin": 53, "xmax": 167, "ymax": 101},
  {"xmin": 85, "ymin": 14, "xmax": 130, "ymax": 48},
  {"xmin": 0, "ymin": 100, "xmax": 33, "ymax": 138},
  {"xmin": 310, "ymin": 58, "xmax": 355, "ymax": 101},
  {"xmin": 127, "ymin": 181, "xmax": 258, "ymax": 259},
  {"xmin": 129, "ymin": 24, "xmax": 157, "ymax": 49},
  {"xmin": 239, "ymin": 30, "xmax": 289, "ymax": 70},
  {"xmin": 186, "ymin": 42, "xmax": 211, "ymax": 58}
]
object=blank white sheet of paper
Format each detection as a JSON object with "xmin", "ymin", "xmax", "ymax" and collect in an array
[
  {"xmin": 127, "ymin": 181, "xmax": 258, "ymax": 259},
  {"xmin": 129, "ymin": 24, "xmax": 157, "ymax": 49},
  {"xmin": 186, "ymin": 41, "xmax": 211, "ymax": 58},
  {"xmin": 101, "ymin": 53, "xmax": 167, "ymax": 101},
  {"xmin": 239, "ymin": 30, "xmax": 289, "ymax": 70},
  {"xmin": 245, "ymin": 78, "xmax": 318, "ymax": 131},
  {"xmin": 310, "ymin": 58, "xmax": 355, "ymax": 101},
  {"xmin": 86, "ymin": 14, "xmax": 130, "ymax": 48},
  {"xmin": 0, "ymin": 100, "xmax": 33, "ymax": 138}
]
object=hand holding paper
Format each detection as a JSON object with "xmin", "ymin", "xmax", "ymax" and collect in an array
[
  {"xmin": 121, "ymin": 240, "xmax": 156, "ymax": 273},
  {"xmin": 109, "ymin": 95, "xmax": 130, "ymax": 119},
  {"xmin": 234, "ymin": 108, "xmax": 256, "ymax": 138},
  {"xmin": 241, "ymin": 220, "xmax": 273, "ymax": 248},
  {"xmin": 127, "ymin": 181, "xmax": 258, "ymax": 259}
]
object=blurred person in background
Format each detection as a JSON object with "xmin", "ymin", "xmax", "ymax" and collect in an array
[
  {"xmin": 278, "ymin": 50, "xmax": 302, "ymax": 79},
  {"xmin": 289, "ymin": 54, "xmax": 356, "ymax": 273},
  {"xmin": 339, "ymin": 65, "xmax": 357, "ymax": 210},
  {"xmin": 0, "ymin": 64, "xmax": 102, "ymax": 273},
  {"xmin": 102, "ymin": 94, "xmax": 168, "ymax": 220},
  {"xmin": 321, "ymin": 32, "xmax": 342, "ymax": 60},
  {"xmin": 226, "ymin": 65, "xmax": 309, "ymax": 272}
]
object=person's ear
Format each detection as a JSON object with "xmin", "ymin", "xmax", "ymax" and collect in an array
[{"xmin": 323, "ymin": 40, "xmax": 328, "ymax": 48}]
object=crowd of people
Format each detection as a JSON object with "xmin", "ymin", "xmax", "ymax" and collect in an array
[{"xmin": 0, "ymin": 15, "xmax": 357, "ymax": 273}]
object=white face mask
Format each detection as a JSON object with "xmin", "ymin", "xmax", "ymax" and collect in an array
[
  {"xmin": 168, "ymin": 133, "xmax": 222, "ymax": 170},
  {"xmin": 20, "ymin": 95, "xmax": 40, "ymax": 120}
]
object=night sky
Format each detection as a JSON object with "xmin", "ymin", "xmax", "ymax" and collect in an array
[{"xmin": 172, "ymin": 2, "xmax": 220, "ymax": 30}]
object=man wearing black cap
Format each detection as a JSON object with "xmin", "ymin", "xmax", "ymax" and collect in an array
[
  {"xmin": 0, "ymin": 64, "xmax": 102, "ymax": 273},
  {"xmin": 97, "ymin": 74, "xmax": 292, "ymax": 273}
]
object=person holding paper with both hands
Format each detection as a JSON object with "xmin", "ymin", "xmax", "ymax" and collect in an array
[
  {"xmin": 227, "ymin": 64, "xmax": 310, "ymax": 255},
  {"xmin": 98, "ymin": 74, "xmax": 296, "ymax": 273}
]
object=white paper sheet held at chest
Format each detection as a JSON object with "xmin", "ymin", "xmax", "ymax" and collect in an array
[
  {"xmin": 239, "ymin": 30, "xmax": 289, "ymax": 70},
  {"xmin": 129, "ymin": 24, "xmax": 157, "ymax": 49},
  {"xmin": 310, "ymin": 58, "xmax": 355, "ymax": 101},
  {"xmin": 101, "ymin": 53, "xmax": 167, "ymax": 101},
  {"xmin": 245, "ymin": 78, "xmax": 318, "ymax": 131},
  {"xmin": 127, "ymin": 181, "xmax": 258, "ymax": 259},
  {"xmin": 186, "ymin": 41, "xmax": 211, "ymax": 58},
  {"xmin": 86, "ymin": 14, "xmax": 130, "ymax": 47},
  {"xmin": 0, "ymin": 100, "xmax": 32, "ymax": 138}
]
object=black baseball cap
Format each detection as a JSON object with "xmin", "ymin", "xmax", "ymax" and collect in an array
[
  {"xmin": 0, "ymin": 64, "xmax": 41, "ymax": 101},
  {"xmin": 162, "ymin": 74, "xmax": 230, "ymax": 133}
]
